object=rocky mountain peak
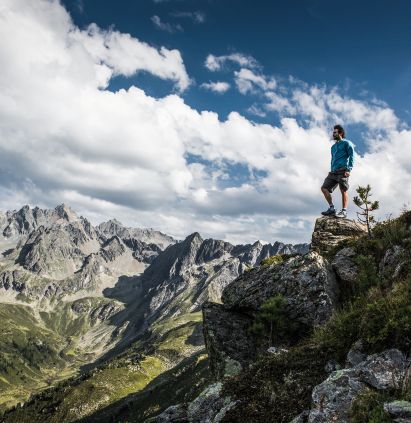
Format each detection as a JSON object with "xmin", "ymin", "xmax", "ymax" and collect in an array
[
  {"xmin": 54, "ymin": 203, "xmax": 78, "ymax": 222},
  {"xmin": 184, "ymin": 231, "xmax": 203, "ymax": 246}
]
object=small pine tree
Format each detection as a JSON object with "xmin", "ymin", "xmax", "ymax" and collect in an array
[
  {"xmin": 250, "ymin": 294, "xmax": 293, "ymax": 347},
  {"xmin": 353, "ymin": 184, "xmax": 379, "ymax": 238}
]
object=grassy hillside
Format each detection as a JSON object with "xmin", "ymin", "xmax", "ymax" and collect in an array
[
  {"xmin": 0, "ymin": 296, "xmax": 124, "ymax": 411},
  {"xmin": 2, "ymin": 310, "xmax": 210, "ymax": 422}
]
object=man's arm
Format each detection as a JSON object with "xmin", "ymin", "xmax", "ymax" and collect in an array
[{"xmin": 345, "ymin": 141, "xmax": 355, "ymax": 172}]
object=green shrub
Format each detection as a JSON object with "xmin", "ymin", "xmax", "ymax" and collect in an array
[
  {"xmin": 373, "ymin": 212, "xmax": 411, "ymax": 249},
  {"xmin": 248, "ymin": 295, "xmax": 307, "ymax": 347},
  {"xmin": 359, "ymin": 281, "xmax": 411, "ymax": 352},
  {"xmin": 312, "ymin": 300, "xmax": 363, "ymax": 362},
  {"xmin": 260, "ymin": 255, "xmax": 284, "ymax": 267},
  {"xmin": 349, "ymin": 390, "xmax": 392, "ymax": 423},
  {"xmin": 352, "ymin": 254, "xmax": 381, "ymax": 295}
]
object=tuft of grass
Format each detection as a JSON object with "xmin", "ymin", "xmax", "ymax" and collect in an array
[
  {"xmin": 260, "ymin": 254, "xmax": 284, "ymax": 267},
  {"xmin": 349, "ymin": 390, "xmax": 392, "ymax": 423}
]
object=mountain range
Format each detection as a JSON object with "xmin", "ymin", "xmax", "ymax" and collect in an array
[{"xmin": 0, "ymin": 203, "xmax": 308, "ymax": 419}]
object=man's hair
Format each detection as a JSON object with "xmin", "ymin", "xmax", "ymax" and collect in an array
[{"xmin": 334, "ymin": 124, "xmax": 345, "ymax": 137}]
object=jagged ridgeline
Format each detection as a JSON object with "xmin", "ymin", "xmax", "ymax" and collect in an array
[{"xmin": 0, "ymin": 204, "xmax": 308, "ymax": 422}]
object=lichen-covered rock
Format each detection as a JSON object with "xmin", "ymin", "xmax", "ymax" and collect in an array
[
  {"xmin": 355, "ymin": 349, "xmax": 409, "ymax": 390},
  {"xmin": 308, "ymin": 368, "xmax": 366, "ymax": 423},
  {"xmin": 304, "ymin": 349, "xmax": 409, "ymax": 423},
  {"xmin": 379, "ymin": 245, "xmax": 407, "ymax": 280},
  {"xmin": 311, "ymin": 217, "xmax": 367, "ymax": 253},
  {"xmin": 221, "ymin": 251, "xmax": 338, "ymax": 327},
  {"xmin": 202, "ymin": 302, "xmax": 255, "ymax": 380},
  {"xmin": 145, "ymin": 404, "xmax": 188, "ymax": 422},
  {"xmin": 331, "ymin": 247, "xmax": 358, "ymax": 285},
  {"xmin": 345, "ymin": 340, "xmax": 366, "ymax": 367},
  {"xmin": 146, "ymin": 383, "xmax": 237, "ymax": 423},
  {"xmin": 384, "ymin": 400, "xmax": 411, "ymax": 421}
]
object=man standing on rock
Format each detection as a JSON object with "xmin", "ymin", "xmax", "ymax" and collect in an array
[{"xmin": 321, "ymin": 124, "xmax": 355, "ymax": 218}]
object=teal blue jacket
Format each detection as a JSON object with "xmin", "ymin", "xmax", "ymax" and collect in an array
[{"xmin": 331, "ymin": 138, "xmax": 355, "ymax": 172}]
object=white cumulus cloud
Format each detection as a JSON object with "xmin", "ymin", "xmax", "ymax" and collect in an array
[
  {"xmin": 205, "ymin": 53, "xmax": 259, "ymax": 72},
  {"xmin": 200, "ymin": 81, "xmax": 230, "ymax": 93}
]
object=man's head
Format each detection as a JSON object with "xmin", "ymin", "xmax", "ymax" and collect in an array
[{"xmin": 333, "ymin": 124, "xmax": 345, "ymax": 140}]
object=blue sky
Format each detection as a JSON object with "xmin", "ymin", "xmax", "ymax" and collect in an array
[
  {"xmin": 0, "ymin": 0, "xmax": 410, "ymax": 244},
  {"xmin": 63, "ymin": 0, "xmax": 411, "ymax": 146}
]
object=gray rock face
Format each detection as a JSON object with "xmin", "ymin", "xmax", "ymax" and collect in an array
[
  {"xmin": 96, "ymin": 218, "xmax": 175, "ymax": 263},
  {"xmin": 305, "ymin": 349, "xmax": 410, "ymax": 423},
  {"xmin": 16, "ymin": 224, "xmax": 89, "ymax": 279},
  {"xmin": 345, "ymin": 340, "xmax": 367, "ymax": 367},
  {"xmin": 202, "ymin": 302, "xmax": 256, "ymax": 380},
  {"xmin": 0, "ymin": 269, "xmax": 26, "ymax": 292},
  {"xmin": 2, "ymin": 203, "xmax": 79, "ymax": 239},
  {"xmin": 100, "ymin": 236, "xmax": 127, "ymax": 262},
  {"xmin": 222, "ymin": 251, "xmax": 338, "ymax": 327},
  {"xmin": 331, "ymin": 247, "xmax": 358, "ymax": 286},
  {"xmin": 379, "ymin": 245, "xmax": 407, "ymax": 280},
  {"xmin": 201, "ymin": 251, "xmax": 339, "ymax": 381},
  {"xmin": 311, "ymin": 217, "xmax": 367, "ymax": 253},
  {"xmin": 145, "ymin": 404, "xmax": 188, "ymax": 422}
]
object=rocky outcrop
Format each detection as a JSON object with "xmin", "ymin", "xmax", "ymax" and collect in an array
[
  {"xmin": 221, "ymin": 251, "xmax": 338, "ymax": 327},
  {"xmin": 96, "ymin": 218, "xmax": 175, "ymax": 264},
  {"xmin": 2, "ymin": 203, "xmax": 80, "ymax": 239},
  {"xmin": 96, "ymin": 218, "xmax": 176, "ymax": 251},
  {"xmin": 0, "ymin": 269, "xmax": 26, "ymax": 292},
  {"xmin": 311, "ymin": 217, "xmax": 367, "ymax": 253},
  {"xmin": 201, "ymin": 251, "xmax": 339, "ymax": 381},
  {"xmin": 294, "ymin": 348, "xmax": 410, "ymax": 423}
]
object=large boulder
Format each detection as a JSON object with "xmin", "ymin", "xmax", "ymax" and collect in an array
[
  {"xmin": 221, "ymin": 251, "xmax": 338, "ymax": 327},
  {"xmin": 311, "ymin": 217, "xmax": 367, "ymax": 254},
  {"xmin": 298, "ymin": 349, "xmax": 410, "ymax": 423},
  {"xmin": 331, "ymin": 247, "xmax": 358, "ymax": 286},
  {"xmin": 202, "ymin": 251, "xmax": 339, "ymax": 380}
]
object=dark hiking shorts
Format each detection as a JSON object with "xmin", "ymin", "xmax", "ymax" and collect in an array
[{"xmin": 321, "ymin": 169, "xmax": 350, "ymax": 193}]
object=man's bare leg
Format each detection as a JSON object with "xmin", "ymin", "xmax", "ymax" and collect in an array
[
  {"xmin": 321, "ymin": 187, "xmax": 333, "ymax": 205},
  {"xmin": 341, "ymin": 187, "xmax": 348, "ymax": 209}
]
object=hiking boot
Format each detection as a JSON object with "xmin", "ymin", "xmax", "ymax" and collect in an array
[
  {"xmin": 321, "ymin": 206, "xmax": 336, "ymax": 216},
  {"xmin": 335, "ymin": 209, "xmax": 347, "ymax": 219}
]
